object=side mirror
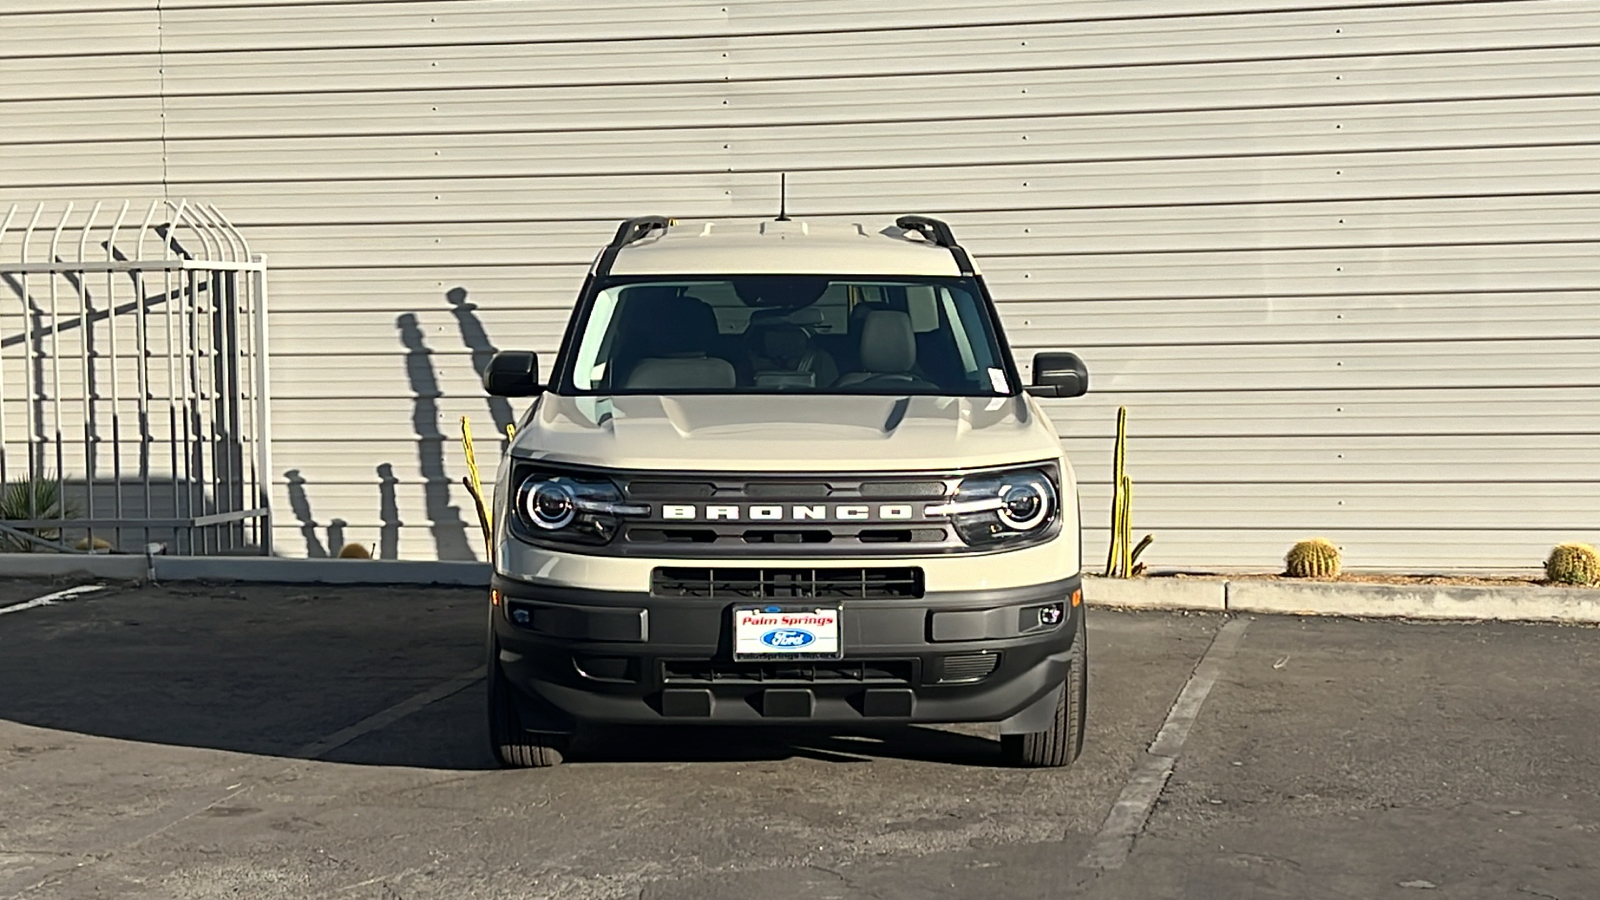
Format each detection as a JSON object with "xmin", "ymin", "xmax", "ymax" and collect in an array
[
  {"xmin": 1028, "ymin": 351, "xmax": 1088, "ymax": 398},
  {"xmin": 484, "ymin": 351, "xmax": 542, "ymax": 397}
]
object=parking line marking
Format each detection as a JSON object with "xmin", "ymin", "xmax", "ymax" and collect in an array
[
  {"xmin": 1147, "ymin": 617, "xmax": 1250, "ymax": 759},
  {"xmin": 0, "ymin": 584, "xmax": 105, "ymax": 616},
  {"xmin": 1079, "ymin": 617, "xmax": 1250, "ymax": 870},
  {"xmin": 292, "ymin": 666, "xmax": 485, "ymax": 759}
]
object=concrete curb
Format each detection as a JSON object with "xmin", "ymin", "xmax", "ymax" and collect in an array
[
  {"xmin": 1083, "ymin": 575, "xmax": 1227, "ymax": 611},
  {"xmin": 1085, "ymin": 574, "xmax": 1600, "ymax": 624},
  {"xmin": 0, "ymin": 554, "xmax": 146, "ymax": 581},
  {"xmin": 151, "ymin": 557, "xmax": 493, "ymax": 586},
  {"xmin": 1, "ymin": 553, "xmax": 492, "ymax": 587},
  {"xmin": 1227, "ymin": 579, "xmax": 1600, "ymax": 624}
]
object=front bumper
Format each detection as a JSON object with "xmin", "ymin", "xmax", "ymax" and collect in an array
[{"xmin": 490, "ymin": 572, "xmax": 1082, "ymax": 730}]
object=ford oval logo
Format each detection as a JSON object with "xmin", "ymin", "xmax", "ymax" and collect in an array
[{"xmin": 760, "ymin": 629, "xmax": 815, "ymax": 649}]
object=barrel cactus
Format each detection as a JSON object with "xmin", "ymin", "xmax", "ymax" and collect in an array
[
  {"xmin": 1545, "ymin": 543, "xmax": 1600, "ymax": 586},
  {"xmin": 1285, "ymin": 538, "xmax": 1341, "ymax": 579}
]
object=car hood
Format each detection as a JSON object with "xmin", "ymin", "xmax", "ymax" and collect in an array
[{"xmin": 508, "ymin": 393, "xmax": 1063, "ymax": 472}]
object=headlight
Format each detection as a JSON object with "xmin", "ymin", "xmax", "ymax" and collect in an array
[
  {"xmin": 525, "ymin": 480, "xmax": 578, "ymax": 530},
  {"xmin": 513, "ymin": 473, "xmax": 647, "ymax": 545},
  {"xmin": 927, "ymin": 467, "xmax": 1059, "ymax": 546},
  {"xmin": 998, "ymin": 478, "xmax": 1051, "ymax": 530}
]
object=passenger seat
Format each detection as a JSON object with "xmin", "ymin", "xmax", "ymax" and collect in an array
[{"xmin": 833, "ymin": 310, "xmax": 936, "ymax": 389}]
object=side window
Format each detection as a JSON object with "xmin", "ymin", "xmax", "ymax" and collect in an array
[
  {"xmin": 572, "ymin": 287, "xmax": 621, "ymax": 389},
  {"xmin": 938, "ymin": 286, "xmax": 979, "ymax": 372},
  {"xmin": 905, "ymin": 285, "xmax": 940, "ymax": 333}
]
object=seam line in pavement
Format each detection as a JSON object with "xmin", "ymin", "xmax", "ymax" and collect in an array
[
  {"xmin": 1079, "ymin": 616, "xmax": 1251, "ymax": 871},
  {"xmin": 0, "ymin": 584, "xmax": 105, "ymax": 616},
  {"xmin": 292, "ymin": 666, "xmax": 486, "ymax": 759}
]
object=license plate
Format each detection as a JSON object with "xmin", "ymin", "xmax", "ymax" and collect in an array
[{"xmin": 733, "ymin": 606, "xmax": 842, "ymax": 659}]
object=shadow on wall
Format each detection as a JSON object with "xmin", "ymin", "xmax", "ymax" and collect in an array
[
  {"xmin": 447, "ymin": 287, "xmax": 514, "ymax": 439},
  {"xmin": 397, "ymin": 311, "xmax": 477, "ymax": 561},
  {"xmin": 286, "ymin": 465, "xmax": 403, "ymax": 559},
  {"xmin": 286, "ymin": 288, "xmax": 516, "ymax": 560},
  {"xmin": 284, "ymin": 468, "xmax": 326, "ymax": 557},
  {"xmin": 377, "ymin": 461, "xmax": 400, "ymax": 560}
]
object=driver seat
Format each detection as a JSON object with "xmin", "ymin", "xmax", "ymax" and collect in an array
[
  {"xmin": 833, "ymin": 310, "xmax": 924, "ymax": 388},
  {"xmin": 621, "ymin": 293, "xmax": 737, "ymax": 390}
]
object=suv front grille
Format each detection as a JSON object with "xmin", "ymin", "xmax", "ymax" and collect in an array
[
  {"xmin": 613, "ymin": 473, "xmax": 967, "ymax": 557},
  {"xmin": 662, "ymin": 659, "xmax": 915, "ymax": 684},
  {"xmin": 651, "ymin": 567, "xmax": 925, "ymax": 600},
  {"xmin": 624, "ymin": 522, "xmax": 950, "ymax": 550}
]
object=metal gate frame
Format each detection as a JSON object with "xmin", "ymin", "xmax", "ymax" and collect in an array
[{"xmin": 0, "ymin": 200, "xmax": 272, "ymax": 556}]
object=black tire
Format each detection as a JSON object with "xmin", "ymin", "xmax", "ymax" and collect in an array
[
  {"xmin": 1002, "ymin": 607, "xmax": 1088, "ymax": 768},
  {"xmin": 487, "ymin": 652, "xmax": 568, "ymax": 768}
]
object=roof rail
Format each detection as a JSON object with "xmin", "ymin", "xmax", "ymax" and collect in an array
[
  {"xmin": 895, "ymin": 215, "xmax": 974, "ymax": 275},
  {"xmin": 895, "ymin": 215, "xmax": 957, "ymax": 247},
  {"xmin": 594, "ymin": 215, "xmax": 673, "ymax": 278}
]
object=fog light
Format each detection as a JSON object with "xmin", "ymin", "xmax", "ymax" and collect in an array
[
  {"xmin": 511, "ymin": 608, "xmax": 532, "ymax": 626},
  {"xmin": 1038, "ymin": 603, "xmax": 1064, "ymax": 627}
]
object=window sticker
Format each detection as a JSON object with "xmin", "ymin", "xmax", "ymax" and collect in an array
[{"xmin": 987, "ymin": 367, "xmax": 1009, "ymax": 393}]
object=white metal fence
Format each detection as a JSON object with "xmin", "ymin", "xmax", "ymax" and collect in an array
[{"xmin": 0, "ymin": 200, "xmax": 271, "ymax": 555}]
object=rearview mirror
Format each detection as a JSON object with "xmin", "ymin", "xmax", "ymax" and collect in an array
[
  {"xmin": 484, "ymin": 351, "xmax": 542, "ymax": 397},
  {"xmin": 1028, "ymin": 352, "xmax": 1088, "ymax": 398}
]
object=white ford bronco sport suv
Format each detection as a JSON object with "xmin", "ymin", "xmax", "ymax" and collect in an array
[{"xmin": 482, "ymin": 215, "xmax": 1091, "ymax": 768}]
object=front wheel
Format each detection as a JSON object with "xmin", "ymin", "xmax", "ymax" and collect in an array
[
  {"xmin": 487, "ymin": 650, "xmax": 568, "ymax": 768},
  {"xmin": 1002, "ymin": 608, "xmax": 1088, "ymax": 768}
]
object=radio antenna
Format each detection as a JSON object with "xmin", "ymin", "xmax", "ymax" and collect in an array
[{"xmin": 775, "ymin": 173, "xmax": 791, "ymax": 221}]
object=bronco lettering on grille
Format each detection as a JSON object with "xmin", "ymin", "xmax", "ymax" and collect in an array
[{"xmin": 659, "ymin": 504, "xmax": 922, "ymax": 522}]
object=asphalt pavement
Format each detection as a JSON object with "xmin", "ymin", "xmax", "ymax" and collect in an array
[{"xmin": 0, "ymin": 577, "xmax": 1595, "ymax": 899}]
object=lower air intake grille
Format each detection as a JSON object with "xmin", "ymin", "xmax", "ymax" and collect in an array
[
  {"xmin": 940, "ymin": 651, "xmax": 1000, "ymax": 683},
  {"xmin": 651, "ymin": 567, "xmax": 924, "ymax": 600},
  {"xmin": 663, "ymin": 659, "xmax": 915, "ymax": 684}
]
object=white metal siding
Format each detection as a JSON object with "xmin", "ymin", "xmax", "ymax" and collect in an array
[{"xmin": 3, "ymin": 0, "xmax": 1597, "ymax": 569}]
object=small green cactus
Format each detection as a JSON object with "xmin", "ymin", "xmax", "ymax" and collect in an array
[
  {"xmin": 1544, "ymin": 543, "xmax": 1600, "ymax": 586},
  {"xmin": 1285, "ymin": 538, "xmax": 1341, "ymax": 579}
]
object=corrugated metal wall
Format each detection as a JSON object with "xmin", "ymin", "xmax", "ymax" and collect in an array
[{"xmin": 3, "ymin": 0, "xmax": 1596, "ymax": 570}]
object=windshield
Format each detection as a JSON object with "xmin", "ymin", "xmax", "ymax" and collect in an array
[{"xmin": 561, "ymin": 275, "xmax": 1016, "ymax": 396}]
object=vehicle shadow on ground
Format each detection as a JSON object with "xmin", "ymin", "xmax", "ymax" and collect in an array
[
  {"xmin": 571, "ymin": 724, "xmax": 1007, "ymax": 767},
  {"xmin": 0, "ymin": 583, "xmax": 1009, "ymax": 771},
  {"xmin": 0, "ymin": 582, "xmax": 497, "ymax": 770}
]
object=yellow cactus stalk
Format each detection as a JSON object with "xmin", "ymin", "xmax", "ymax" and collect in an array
[
  {"xmin": 1103, "ymin": 407, "xmax": 1151, "ymax": 578},
  {"xmin": 461, "ymin": 416, "xmax": 494, "ymax": 562}
]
